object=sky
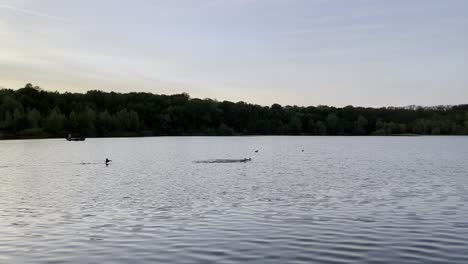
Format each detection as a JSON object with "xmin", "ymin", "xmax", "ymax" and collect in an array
[{"xmin": 0, "ymin": 0, "xmax": 467, "ymax": 107}]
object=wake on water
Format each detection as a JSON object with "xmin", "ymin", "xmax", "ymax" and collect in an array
[{"xmin": 194, "ymin": 158, "xmax": 252, "ymax": 164}]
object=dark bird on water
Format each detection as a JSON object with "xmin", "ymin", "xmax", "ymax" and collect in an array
[
  {"xmin": 254, "ymin": 150, "xmax": 259, "ymax": 153},
  {"xmin": 105, "ymin": 158, "xmax": 112, "ymax": 165}
]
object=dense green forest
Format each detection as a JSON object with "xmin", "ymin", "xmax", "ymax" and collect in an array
[{"xmin": 0, "ymin": 83, "xmax": 467, "ymax": 139}]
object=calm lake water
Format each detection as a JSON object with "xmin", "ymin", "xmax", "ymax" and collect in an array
[{"xmin": 1, "ymin": 136, "xmax": 468, "ymax": 263}]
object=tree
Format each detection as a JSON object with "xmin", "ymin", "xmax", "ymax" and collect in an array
[
  {"xmin": 1, "ymin": 110, "xmax": 13, "ymax": 130},
  {"xmin": 384, "ymin": 122, "xmax": 397, "ymax": 135},
  {"xmin": 372, "ymin": 118, "xmax": 386, "ymax": 135},
  {"xmin": 413, "ymin": 119, "xmax": 428, "ymax": 134},
  {"xmin": 398, "ymin": 123, "xmax": 407, "ymax": 134},
  {"xmin": 1, "ymin": 83, "xmax": 468, "ymax": 138},
  {"xmin": 270, "ymin": 119, "xmax": 285, "ymax": 135},
  {"xmin": 78, "ymin": 106, "xmax": 96, "ymax": 135},
  {"xmin": 0, "ymin": 96, "xmax": 22, "ymax": 113},
  {"xmin": 354, "ymin": 115, "xmax": 368, "ymax": 135},
  {"xmin": 315, "ymin": 121, "xmax": 327, "ymax": 135},
  {"xmin": 128, "ymin": 110, "xmax": 140, "ymax": 131},
  {"xmin": 376, "ymin": 118, "xmax": 384, "ymax": 131},
  {"xmin": 97, "ymin": 110, "xmax": 112, "ymax": 136},
  {"xmin": 431, "ymin": 126, "xmax": 441, "ymax": 135},
  {"xmin": 326, "ymin": 113, "xmax": 338, "ymax": 134},
  {"xmin": 44, "ymin": 107, "xmax": 65, "ymax": 134},
  {"xmin": 27, "ymin": 108, "xmax": 41, "ymax": 128},
  {"xmin": 288, "ymin": 116, "xmax": 302, "ymax": 135},
  {"xmin": 114, "ymin": 108, "xmax": 140, "ymax": 132},
  {"xmin": 218, "ymin": 123, "xmax": 234, "ymax": 136},
  {"xmin": 68, "ymin": 111, "xmax": 79, "ymax": 131},
  {"xmin": 306, "ymin": 118, "xmax": 316, "ymax": 134},
  {"xmin": 12, "ymin": 108, "xmax": 25, "ymax": 131}
]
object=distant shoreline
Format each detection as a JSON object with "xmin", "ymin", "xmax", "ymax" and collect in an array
[
  {"xmin": 2, "ymin": 134, "xmax": 467, "ymax": 141},
  {"xmin": 1, "ymin": 85, "xmax": 468, "ymax": 138}
]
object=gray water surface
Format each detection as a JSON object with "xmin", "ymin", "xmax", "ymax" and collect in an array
[{"xmin": 1, "ymin": 136, "xmax": 468, "ymax": 263}]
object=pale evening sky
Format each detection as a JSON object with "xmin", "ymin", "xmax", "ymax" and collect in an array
[{"xmin": 0, "ymin": 0, "xmax": 467, "ymax": 107}]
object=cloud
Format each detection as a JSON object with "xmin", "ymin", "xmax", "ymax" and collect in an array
[
  {"xmin": 0, "ymin": 4, "xmax": 68, "ymax": 22},
  {"xmin": 284, "ymin": 24, "xmax": 386, "ymax": 36}
]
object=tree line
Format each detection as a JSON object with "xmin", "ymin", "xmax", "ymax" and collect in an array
[{"xmin": 1, "ymin": 83, "xmax": 468, "ymax": 139}]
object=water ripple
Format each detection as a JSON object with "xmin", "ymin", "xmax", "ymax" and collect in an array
[{"xmin": 1, "ymin": 136, "xmax": 468, "ymax": 263}]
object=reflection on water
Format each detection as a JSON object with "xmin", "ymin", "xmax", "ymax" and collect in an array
[{"xmin": 1, "ymin": 136, "xmax": 468, "ymax": 263}]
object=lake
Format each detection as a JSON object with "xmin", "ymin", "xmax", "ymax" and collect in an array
[{"xmin": 1, "ymin": 136, "xmax": 468, "ymax": 263}]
